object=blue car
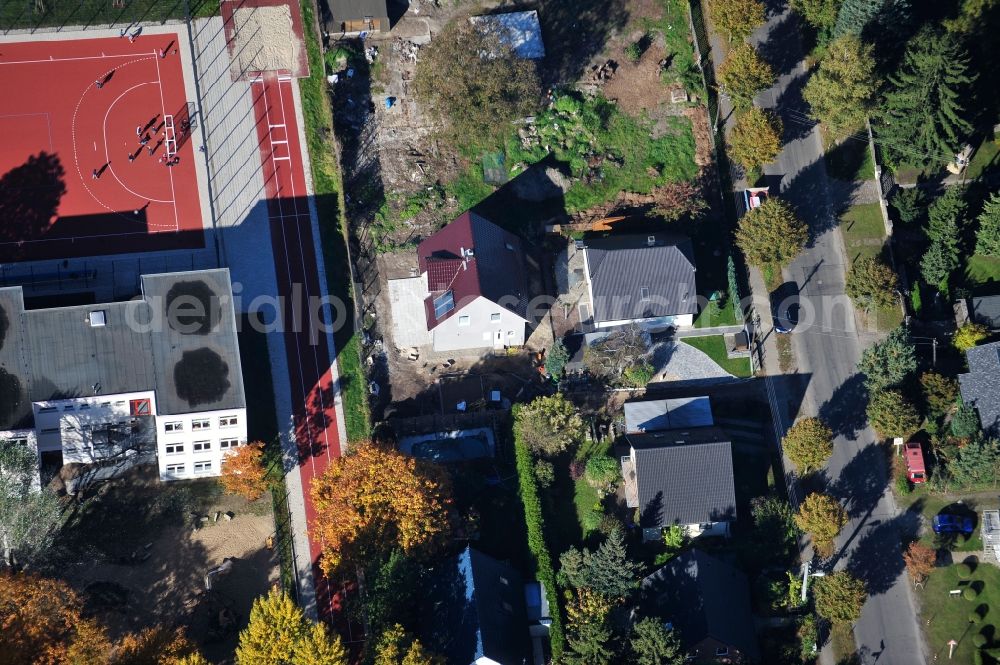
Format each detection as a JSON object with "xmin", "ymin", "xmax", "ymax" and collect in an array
[{"xmin": 932, "ymin": 515, "xmax": 975, "ymax": 535}]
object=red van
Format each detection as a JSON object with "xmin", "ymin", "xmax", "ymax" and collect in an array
[{"xmin": 904, "ymin": 441, "xmax": 927, "ymax": 484}]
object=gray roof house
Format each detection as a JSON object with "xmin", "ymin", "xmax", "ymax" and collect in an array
[
  {"xmin": 622, "ymin": 427, "xmax": 736, "ymax": 539},
  {"xmin": 970, "ymin": 296, "xmax": 1000, "ymax": 329},
  {"xmin": 640, "ymin": 548, "xmax": 760, "ymax": 663},
  {"xmin": 959, "ymin": 341, "xmax": 1000, "ymax": 435},
  {"xmin": 581, "ymin": 233, "xmax": 698, "ymax": 330},
  {"xmin": 325, "ymin": 0, "xmax": 390, "ymax": 33},
  {"xmin": 428, "ymin": 546, "xmax": 530, "ymax": 665},
  {"xmin": 624, "ymin": 396, "xmax": 714, "ymax": 433}
]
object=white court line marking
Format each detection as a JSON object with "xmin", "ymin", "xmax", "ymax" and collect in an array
[
  {"xmin": 0, "ymin": 53, "xmax": 148, "ymax": 65},
  {"xmin": 153, "ymin": 48, "xmax": 180, "ymax": 232},
  {"xmin": 273, "ymin": 156, "xmax": 291, "ymax": 161},
  {"xmin": 101, "ymin": 81, "xmax": 173, "ymax": 204}
]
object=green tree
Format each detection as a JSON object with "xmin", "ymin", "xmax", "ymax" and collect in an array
[
  {"xmin": 834, "ymin": 0, "xmax": 910, "ymax": 40},
  {"xmin": 877, "ymin": 28, "xmax": 975, "ymax": 167},
  {"xmin": 813, "ymin": 571, "xmax": 867, "ymax": 624},
  {"xmin": 803, "ymin": 34, "xmax": 879, "ymax": 137},
  {"xmin": 926, "ymin": 187, "xmax": 967, "ymax": 271},
  {"xmin": 630, "ymin": 617, "xmax": 685, "ymax": 665},
  {"xmin": 718, "ymin": 44, "xmax": 775, "ymax": 110},
  {"xmin": 558, "ymin": 528, "xmax": 641, "ymax": 599},
  {"xmin": 662, "ymin": 524, "xmax": 686, "ymax": 555},
  {"xmin": 414, "ymin": 19, "xmax": 540, "ymax": 143},
  {"xmin": 729, "ymin": 106, "xmax": 784, "ymax": 171},
  {"xmin": 891, "ymin": 187, "xmax": 924, "ymax": 225},
  {"xmin": 947, "ymin": 437, "xmax": 1000, "ymax": 488},
  {"xmin": 547, "ymin": 339, "xmax": 570, "ymax": 379},
  {"xmin": 516, "ymin": 394, "xmax": 584, "ymax": 457},
  {"xmin": 867, "ymin": 390, "xmax": 921, "ymax": 438},
  {"xmin": 708, "ymin": 0, "xmax": 766, "ymax": 41},
  {"xmin": 0, "ymin": 440, "xmax": 60, "ymax": 567},
  {"xmin": 790, "ymin": 0, "xmax": 841, "ymax": 31},
  {"xmin": 751, "ymin": 495, "xmax": 800, "ymax": 549},
  {"xmin": 955, "ymin": 323, "xmax": 989, "ymax": 351},
  {"xmin": 373, "ymin": 625, "xmax": 444, "ymax": 665},
  {"xmin": 976, "ymin": 192, "xmax": 1000, "ymax": 256},
  {"xmin": 920, "ymin": 243, "xmax": 956, "ymax": 292},
  {"xmin": 782, "ymin": 417, "xmax": 834, "ymax": 473},
  {"xmin": 858, "ymin": 326, "xmax": 917, "ymax": 391},
  {"xmin": 846, "ymin": 256, "xmax": 898, "ymax": 310},
  {"xmin": 794, "ymin": 493, "xmax": 847, "ymax": 557},
  {"xmin": 920, "ymin": 371, "xmax": 959, "ymax": 417},
  {"xmin": 735, "ymin": 199, "xmax": 808, "ymax": 268},
  {"xmin": 952, "ymin": 403, "xmax": 982, "ymax": 439},
  {"xmin": 360, "ymin": 550, "xmax": 421, "ymax": 645}
]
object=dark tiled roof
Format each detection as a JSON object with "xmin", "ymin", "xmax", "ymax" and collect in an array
[
  {"xmin": 627, "ymin": 427, "xmax": 735, "ymax": 527},
  {"xmin": 971, "ymin": 296, "xmax": 1000, "ymax": 329},
  {"xmin": 959, "ymin": 341, "xmax": 1000, "ymax": 435},
  {"xmin": 429, "ymin": 546, "xmax": 529, "ymax": 665},
  {"xmin": 418, "ymin": 211, "xmax": 530, "ymax": 330},
  {"xmin": 583, "ymin": 234, "xmax": 698, "ymax": 324},
  {"xmin": 640, "ymin": 549, "xmax": 760, "ymax": 661},
  {"xmin": 327, "ymin": 0, "xmax": 388, "ymax": 24}
]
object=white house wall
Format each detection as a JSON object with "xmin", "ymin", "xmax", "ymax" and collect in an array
[
  {"xmin": 595, "ymin": 314, "xmax": 695, "ymax": 329},
  {"xmin": 431, "ymin": 296, "xmax": 528, "ymax": 352},
  {"xmin": 155, "ymin": 408, "xmax": 249, "ymax": 481},
  {"xmin": 32, "ymin": 391, "xmax": 157, "ymax": 456}
]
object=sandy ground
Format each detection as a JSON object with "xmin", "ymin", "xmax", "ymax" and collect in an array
[{"xmin": 233, "ymin": 5, "xmax": 298, "ymax": 75}]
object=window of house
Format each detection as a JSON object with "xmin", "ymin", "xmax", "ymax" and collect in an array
[
  {"xmin": 165, "ymin": 443, "xmax": 184, "ymax": 455},
  {"xmin": 501, "ymin": 601, "xmax": 513, "ymax": 613},
  {"xmin": 63, "ymin": 404, "xmax": 75, "ymax": 411},
  {"xmin": 193, "ymin": 461, "xmax": 212, "ymax": 475},
  {"xmin": 40, "ymin": 427, "xmax": 60, "ymax": 434},
  {"xmin": 193, "ymin": 441, "xmax": 211, "ymax": 452},
  {"xmin": 130, "ymin": 399, "xmax": 151, "ymax": 416},
  {"xmin": 499, "ymin": 575, "xmax": 509, "ymax": 586},
  {"xmin": 191, "ymin": 419, "xmax": 210, "ymax": 430},
  {"xmin": 715, "ymin": 647, "xmax": 729, "ymax": 657},
  {"xmin": 38, "ymin": 406, "xmax": 57, "ymax": 413},
  {"xmin": 433, "ymin": 291, "xmax": 455, "ymax": 318},
  {"xmin": 80, "ymin": 403, "xmax": 90, "ymax": 410},
  {"xmin": 458, "ymin": 315, "xmax": 471, "ymax": 327},
  {"xmin": 219, "ymin": 415, "xmax": 238, "ymax": 428},
  {"xmin": 164, "ymin": 422, "xmax": 183, "ymax": 432},
  {"xmin": 491, "ymin": 313, "xmax": 501, "ymax": 322},
  {"xmin": 505, "ymin": 242, "xmax": 514, "ymax": 251},
  {"xmin": 220, "ymin": 439, "xmax": 240, "ymax": 450},
  {"xmin": 165, "ymin": 463, "xmax": 185, "ymax": 476},
  {"xmin": 640, "ymin": 287, "xmax": 650, "ymax": 301}
]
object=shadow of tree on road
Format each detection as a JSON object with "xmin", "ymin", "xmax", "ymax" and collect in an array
[
  {"xmin": 755, "ymin": 12, "xmax": 804, "ymax": 78},
  {"xmin": 831, "ymin": 444, "xmax": 888, "ymax": 519},
  {"xmin": 818, "ymin": 372, "xmax": 869, "ymax": 439},
  {"xmin": 847, "ymin": 509, "xmax": 921, "ymax": 595}
]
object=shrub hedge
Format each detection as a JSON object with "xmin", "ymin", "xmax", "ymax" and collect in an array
[{"xmin": 513, "ymin": 407, "xmax": 565, "ymax": 657}]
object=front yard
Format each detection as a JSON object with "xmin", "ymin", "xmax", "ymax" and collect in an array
[
  {"xmin": 921, "ymin": 558, "xmax": 1000, "ymax": 664},
  {"xmin": 839, "ymin": 203, "xmax": 904, "ymax": 331},
  {"xmin": 681, "ymin": 335, "xmax": 752, "ymax": 377}
]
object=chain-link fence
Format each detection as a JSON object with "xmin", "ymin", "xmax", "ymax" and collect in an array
[{"xmin": 0, "ymin": 0, "xmax": 220, "ymax": 33}]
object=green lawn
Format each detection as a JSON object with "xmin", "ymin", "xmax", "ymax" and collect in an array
[
  {"xmin": 967, "ymin": 133, "xmax": 999, "ymax": 180},
  {"xmin": 967, "ymin": 254, "xmax": 1000, "ymax": 291},
  {"xmin": 694, "ymin": 297, "xmax": 742, "ymax": 328},
  {"xmin": 921, "ymin": 560, "xmax": 1000, "ymax": 663},
  {"xmin": 898, "ymin": 491, "xmax": 984, "ymax": 553},
  {"xmin": 825, "ymin": 139, "xmax": 876, "ymax": 182},
  {"xmin": 681, "ymin": 335, "xmax": 752, "ymax": 377},
  {"xmin": 839, "ymin": 204, "xmax": 904, "ymax": 330},
  {"xmin": 573, "ymin": 477, "xmax": 602, "ymax": 539}
]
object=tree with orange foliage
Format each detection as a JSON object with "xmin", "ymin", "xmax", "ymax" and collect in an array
[
  {"xmin": 902, "ymin": 541, "xmax": 937, "ymax": 585},
  {"xmin": 220, "ymin": 441, "xmax": 270, "ymax": 501},
  {"xmin": 310, "ymin": 442, "xmax": 453, "ymax": 575},
  {"xmin": 0, "ymin": 570, "xmax": 97, "ymax": 665}
]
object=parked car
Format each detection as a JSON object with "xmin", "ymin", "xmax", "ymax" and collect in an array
[
  {"xmin": 770, "ymin": 282, "xmax": 800, "ymax": 334},
  {"xmin": 932, "ymin": 514, "xmax": 974, "ymax": 535}
]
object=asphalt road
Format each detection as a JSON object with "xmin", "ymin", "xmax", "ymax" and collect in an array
[{"xmin": 741, "ymin": 7, "xmax": 927, "ymax": 665}]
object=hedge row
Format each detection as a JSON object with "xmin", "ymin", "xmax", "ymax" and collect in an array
[{"xmin": 512, "ymin": 408, "xmax": 565, "ymax": 658}]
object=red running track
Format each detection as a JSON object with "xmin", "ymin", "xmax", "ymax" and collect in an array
[
  {"xmin": 0, "ymin": 35, "xmax": 205, "ymax": 261},
  {"xmin": 249, "ymin": 70, "xmax": 345, "ymax": 624}
]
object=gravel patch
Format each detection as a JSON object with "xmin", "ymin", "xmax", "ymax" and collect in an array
[{"xmin": 649, "ymin": 340, "xmax": 735, "ymax": 382}]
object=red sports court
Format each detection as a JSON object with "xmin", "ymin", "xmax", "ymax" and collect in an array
[{"xmin": 0, "ymin": 34, "xmax": 205, "ymax": 261}]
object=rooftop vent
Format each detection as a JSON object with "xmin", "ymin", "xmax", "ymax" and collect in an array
[
  {"xmin": 89, "ymin": 310, "xmax": 107, "ymax": 327},
  {"xmin": 647, "ymin": 235, "xmax": 656, "ymax": 246}
]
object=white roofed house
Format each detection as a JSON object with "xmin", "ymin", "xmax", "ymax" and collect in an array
[{"xmin": 0, "ymin": 269, "xmax": 249, "ymax": 488}]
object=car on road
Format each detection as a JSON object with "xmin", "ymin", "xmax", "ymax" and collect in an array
[
  {"xmin": 932, "ymin": 514, "xmax": 974, "ymax": 535},
  {"xmin": 770, "ymin": 281, "xmax": 800, "ymax": 334}
]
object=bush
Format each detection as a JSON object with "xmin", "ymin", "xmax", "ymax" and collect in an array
[
  {"xmin": 534, "ymin": 460, "xmax": 555, "ymax": 488},
  {"xmin": 910, "ymin": 281, "xmax": 923, "ymax": 315},
  {"xmin": 597, "ymin": 513, "xmax": 624, "ymax": 537},
  {"xmin": 512, "ymin": 408, "xmax": 565, "ymax": 656},
  {"xmin": 624, "ymin": 42, "xmax": 642, "ymax": 62},
  {"xmin": 959, "ymin": 563, "xmax": 974, "ymax": 579},
  {"xmin": 894, "ymin": 474, "xmax": 912, "ymax": 496},
  {"xmin": 965, "ymin": 587, "xmax": 979, "ymax": 601},
  {"xmin": 569, "ymin": 459, "xmax": 586, "ymax": 481},
  {"xmin": 584, "ymin": 455, "xmax": 621, "ymax": 490},
  {"xmin": 974, "ymin": 633, "xmax": 988, "ymax": 648},
  {"xmin": 972, "ymin": 609, "xmax": 986, "ymax": 623}
]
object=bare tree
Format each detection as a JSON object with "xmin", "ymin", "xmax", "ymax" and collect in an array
[{"xmin": 584, "ymin": 325, "xmax": 650, "ymax": 379}]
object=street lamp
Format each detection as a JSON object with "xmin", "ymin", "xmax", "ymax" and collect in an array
[{"xmin": 801, "ymin": 561, "xmax": 827, "ymax": 603}]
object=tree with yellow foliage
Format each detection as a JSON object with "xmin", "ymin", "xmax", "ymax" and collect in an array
[
  {"xmin": 220, "ymin": 441, "xmax": 270, "ymax": 501},
  {"xmin": 310, "ymin": 442, "xmax": 453, "ymax": 575},
  {"xmin": 373, "ymin": 624, "xmax": 445, "ymax": 665},
  {"xmin": 235, "ymin": 588, "xmax": 347, "ymax": 665}
]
